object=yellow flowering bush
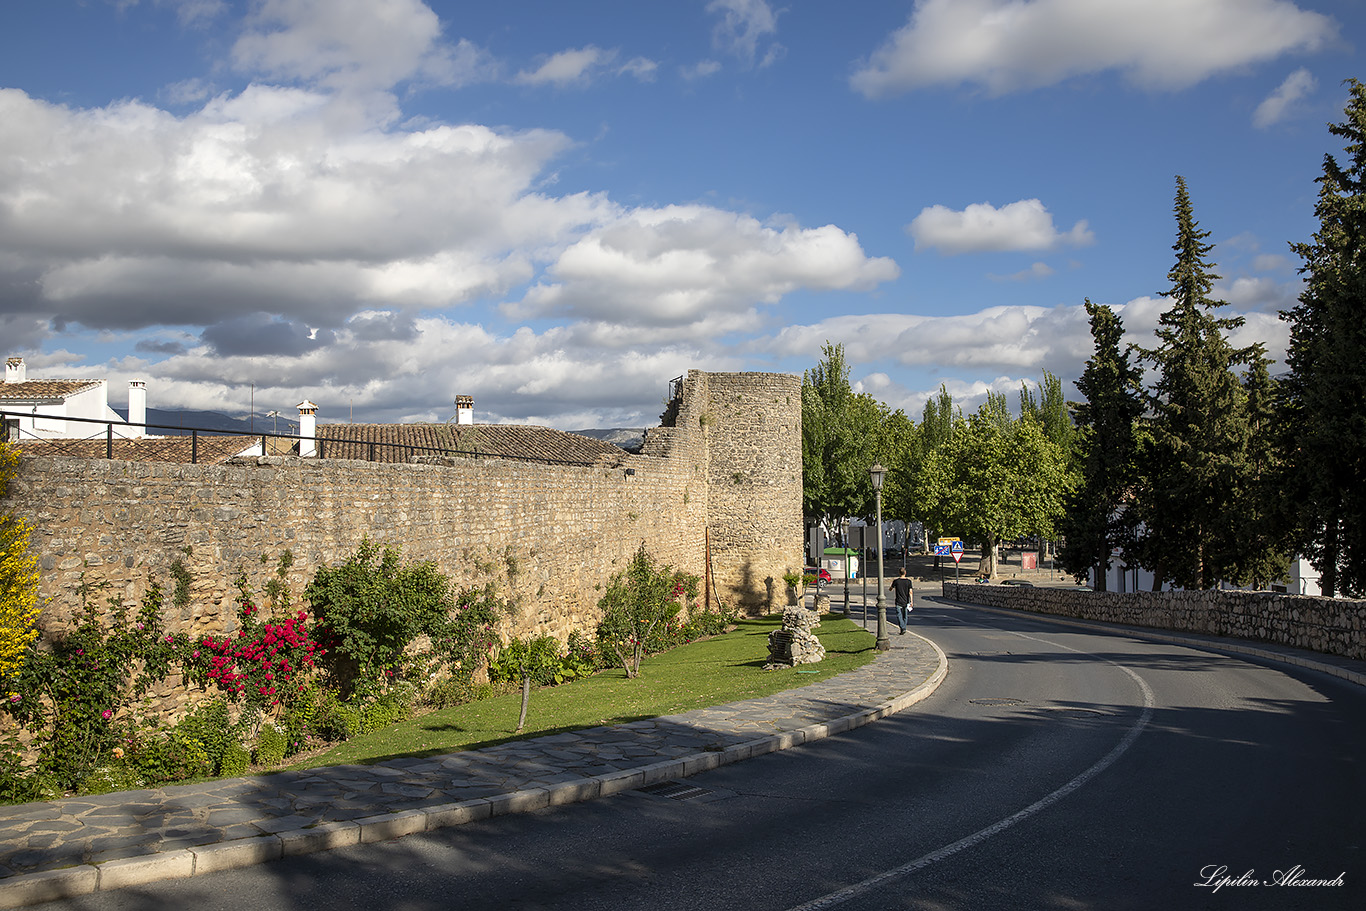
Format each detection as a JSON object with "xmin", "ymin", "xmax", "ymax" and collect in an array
[{"xmin": 0, "ymin": 442, "xmax": 40, "ymax": 687}]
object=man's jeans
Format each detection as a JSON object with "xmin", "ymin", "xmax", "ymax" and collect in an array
[{"xmin": 895, "ymin": 603, "xmax": 911, "ymax": 631}]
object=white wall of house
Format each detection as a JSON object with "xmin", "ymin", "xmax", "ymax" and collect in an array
[
  {"xmin": 11, "ymin": 383, "xmax": 127, "ymax": 439},
  {"xmin": 1091, "ymin": 550, "xmax": 1324, "ymax": 597}
]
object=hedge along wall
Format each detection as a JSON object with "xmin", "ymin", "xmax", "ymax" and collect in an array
[
  {"xmin": 4, "ymin": 370, "xmax": 804, "ymax": 650},
  {"xmin": 943, "ymin": 582, "xmax": 1366, "ymax": 661}
]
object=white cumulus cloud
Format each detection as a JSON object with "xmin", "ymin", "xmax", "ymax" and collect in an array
[
  {"xmin": 232, "ymin": 0, "xmax": 491, "ymax": 93},
  {"xmin": 1254, "ymin": 68, "xmax": 1318, "ymax": 128},
  {"xmin": 908, "ymin": 199, "xmax": 1093, "ymax": 255},
  {"xmin": 851, "ymin": 0, "xmax": 1337, "ymax": 98},
  {"xmin": 507, "ymin": 205, "xmax": 899, "ymax": 329}
]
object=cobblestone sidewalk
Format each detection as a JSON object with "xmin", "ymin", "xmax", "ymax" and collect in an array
[{"xmin": 0, "ymin": 626, "xmax": 948, "ymax": 908}]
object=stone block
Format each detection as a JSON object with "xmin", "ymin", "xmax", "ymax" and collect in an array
[
  {"xmin": 0, "ymin": 866, "xmax": 99, "ymax": 909},
  {"xmin": 189, "ymin": 836, "xmax": 283, "ymax": 875},
  {"xmin": 424, "ymin": 799, "xmax": 493, "ymax": 830},
  {"xmin": 545, "ymin": 778, "xmax": 601, "ymax": 806},
  {"xmin": 484, "ymin": 788, "xmax": 550, "ymax": 817},
  {"xmin": 277, "ymin": 821, "xmax": 361, "ymax": 857},
  {"xmin": 96, "ymin": 849, "xmax": 196, "ymax": 891},
  {"xmin": 356, "ymin": 810, "xmax": 429, "ymax": 844}
]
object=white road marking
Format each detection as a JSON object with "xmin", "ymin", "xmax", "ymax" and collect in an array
[{"xmin": 786, "ymin": 628, "xmax": 1156, "ymax": 911}]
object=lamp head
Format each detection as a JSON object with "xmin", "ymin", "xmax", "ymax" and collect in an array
[{"xmin": 869, "ymin": 462, "xmax": 886, "ymax": 492}]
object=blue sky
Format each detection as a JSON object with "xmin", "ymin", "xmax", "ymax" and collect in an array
[{"xmin": 1, "ymin": 0, "xmax": 1362, "ymax": 429}]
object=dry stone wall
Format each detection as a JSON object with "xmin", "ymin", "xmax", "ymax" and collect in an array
[
  {"xmin": 944, "ymin": 582, "xmax": 1366, "ymax": 661},
  {"xmin": 5, "ymin": 370, "xmax": 803, "ymax": 651}
]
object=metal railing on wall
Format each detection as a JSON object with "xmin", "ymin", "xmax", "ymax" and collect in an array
[{"xmin": 0, "ymin": 409, "xmax": 604, "ymax": 468}]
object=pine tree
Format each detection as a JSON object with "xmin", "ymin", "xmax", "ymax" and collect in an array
[
  {"xmin": 1057, "ymin": 301, "xmax": 1144, "ymax": 588},
  {"xmin": 1134, "ymin": 177, "xmax": 1253, "ymax": 590},
  {"xmin": 1222, "ymin": 346, "xmax": 1294, "ymax": 588},
  {"xmin": 1282, "ymin": 79, "xmax": 1366, "ymax": 598}
]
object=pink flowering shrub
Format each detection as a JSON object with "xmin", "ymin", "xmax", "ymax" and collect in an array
[{"xmin": 189, "ymin": 575, "xmax": 324, "ymax": 717}]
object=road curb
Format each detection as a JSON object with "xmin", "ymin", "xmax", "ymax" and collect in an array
[{"xmin": 0, "ymin": 633, "xmax": 951, "ymax": 908}]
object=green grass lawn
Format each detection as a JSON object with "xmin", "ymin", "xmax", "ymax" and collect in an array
[{"xmin": 286, "ymin": 613, "xmax": 877, "ymax": 770}]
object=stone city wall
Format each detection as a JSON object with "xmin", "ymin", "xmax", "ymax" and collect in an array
[
  {"xmin": 4, "ymin": 370, "xmax": 804, "ymax": 651},
  {"xmin": 944, "ymin": 582, "xmax": 1366, "ymax": 661}
]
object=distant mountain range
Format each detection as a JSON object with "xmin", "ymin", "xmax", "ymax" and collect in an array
[
  {"xmin": 571, "ymin": 428, "xmax": 646, "ymax": 453},
  {"xmin": 114, "ymin": 408, "xmax": 647, "ymax": 451},
  {"xmin": 112, "ymin": 407, "xmax": 260, "ymax": 436}
]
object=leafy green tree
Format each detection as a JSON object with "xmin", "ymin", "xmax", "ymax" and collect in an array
[
  {"xmin": 802, "ymin": 342, "xmax": 861, "ymax": 525},
  {"xmin": 1057, "ymin": 302, "xmax": 1144, "ymax": 588},
  {"xmin": 1020, "ymin": 371, "xmax": 1075, "ymax": 463},
  {"xmin": 1133, "ymin": 176, "xmax": 1253, "ymax": 590},
  {"xmin": 802, "ymin": 342, "xmax": 902, "ymax": 545},
  {"xmin": 893, "ymin": 385, "xmax": 957, "ymax": 549},
  {"xmin": 594, "ymin": 546, "xmax": 697, "ymax": 678},
  {"xmin": 1282, "ymin": 79, "xmax": 1366, "ymax": 597},
  {"xmin": 879, "ymin": 408, "xmax": 920, "ymax": 541},
  {"xmin": 917, "ymin": 398, "xmax": 1073, "ymax": 578}
]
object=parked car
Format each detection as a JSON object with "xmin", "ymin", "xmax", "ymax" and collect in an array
[{"xmin": 803, "ymin": 566, "xmax": 832, "ymax": 585}]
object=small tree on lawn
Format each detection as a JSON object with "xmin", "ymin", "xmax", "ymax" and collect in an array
[{"xmin": 595, "ymin": 546, "xmax": 697, "ymax": 678}]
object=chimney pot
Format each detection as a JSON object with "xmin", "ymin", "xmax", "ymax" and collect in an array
[
  {"xmin": 128, "ymin": 381, "xmax": 147, "ymax": 435},
  {"xmin": 297, "ymin": 400, "xmax": 317, "ymax": 457},
  {"xmin": 5, "ymin": 357, "xmax": 25, "ymax": 384},
  {"xmin": 455, "ymin": 395, "xmax": 474, "ymax": 426}
]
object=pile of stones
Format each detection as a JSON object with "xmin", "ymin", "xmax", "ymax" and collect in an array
[{"xmin": 765, "ymin": 607, "xmax": 825, "ymax": 669}]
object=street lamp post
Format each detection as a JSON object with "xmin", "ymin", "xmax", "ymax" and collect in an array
[
  {"xmin": 870, "ymin": 463, "xmax": 890, "ymax": 651},
  {"xmin": 842, "ymin": 517, "xmax": 851, "ymax": 619}
]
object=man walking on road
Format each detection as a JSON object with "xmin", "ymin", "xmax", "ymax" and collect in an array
[{"xmin": 889, "ymin": 568, "xmax": 913, "ymax": 634}]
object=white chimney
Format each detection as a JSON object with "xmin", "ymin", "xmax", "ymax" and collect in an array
[
  {"xmin": 5, "ymin": 357, "xmax": 24, "ymax": 384},
  {"xmin": 297, "ymin": 400, "xmax": 317, "ymax": 457},
  {"xmin": 455, "ymin": 395, "xmax": 474, "ymax": 426},
  {"xmin": 128, "ymin": 381, "xmax": 146, "ymax": 435}
]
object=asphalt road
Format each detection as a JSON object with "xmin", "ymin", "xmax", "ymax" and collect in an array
[{"xmin": 41, "ymin": 599, "xmax": 1364, "ymax": 911}]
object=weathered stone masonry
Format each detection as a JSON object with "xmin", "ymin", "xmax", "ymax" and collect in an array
[
  {"xmin": 5, "ymin": 371, "xmax": 804, "ymax": 648},
  {"xmin": 945, "ymin": 582, "xmax": 1366, "ymax": 662}
]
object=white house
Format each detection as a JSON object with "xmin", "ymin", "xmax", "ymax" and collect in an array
[
  {"xmin": 0, "ymin": 357, "xmax": 153, "ymax": 441},
  {"xmin": 1093, "ymin": 548, "xmax": 1322, "ymax": 597}
]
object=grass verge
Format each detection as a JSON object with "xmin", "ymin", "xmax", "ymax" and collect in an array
[{"xmin": 286, "ymin": 613, "xmax": 876, "ymax": 770}]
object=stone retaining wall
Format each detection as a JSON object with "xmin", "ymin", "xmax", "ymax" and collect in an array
[{"xmin": 944, "ymin": 582, "xmax": 1366, "ymax": 661}]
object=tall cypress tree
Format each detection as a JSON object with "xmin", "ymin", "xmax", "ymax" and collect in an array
[
  {"xmin": 1057, "ymin": 301, "xmax": 1144, "ymax": 588},
  {"xmin": 1134, "ymin": 177, "xmax": 1252, "ymax": 590},
  {"xmin": 1283, "ymin": 79, "xmax": 1366, "ymax": 597}
]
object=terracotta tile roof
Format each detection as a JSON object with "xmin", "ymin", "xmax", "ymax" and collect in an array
[
  {"xmin": 0, "ymin": 379, "xmax": 103, "ymax": 401},
  {"xmin": 315, "ymin": 423, "xmax": 627, "ymax": 466},
  {"xmin": 14, "ymin": 435, "xmax": 253, "ymax": 464}
]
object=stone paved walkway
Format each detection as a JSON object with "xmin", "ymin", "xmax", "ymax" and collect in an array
[{"xmin": 0, "ymin": 623, "xmax": 948, "ymax": 908}]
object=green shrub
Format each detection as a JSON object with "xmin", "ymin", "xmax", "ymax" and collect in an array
[
  {"xmin": 127, "ymin": 731, "xmax": 212, "ymax": 785},
  {"xmin": 437, "ymin": 585, "xmax": 503, "ymax": 684},
  {"xmin": 306, "ymin": 539, "xmax": 456, "ymax": 693},
  {"xmin": 254, "ymin": 722, "xmax": 288, "ymax": 766},
  {"xmin": 219, "ymin": 740, "xmax": 251, "ymax": 777},
  {"xmin": 80, "ymin": 763, "xmax": 144, "ymax": 796},
  {"xmin": 173, "ymin": 698, "xmax": 242, "ymax": 775},
  {"xmin": 422, "ymin": 676, "xmax": 505, "ymax": 709},
  {"xmin": 562, "ymin": 631, "xmax": 601, "ymax": 678},
  {"xmin": 311, "ymin": 682, "xmax": 416, "ymax": 741},
  {"xmin": 2, "ymin": 582, "xmax": 189, "ymax": 792}
]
